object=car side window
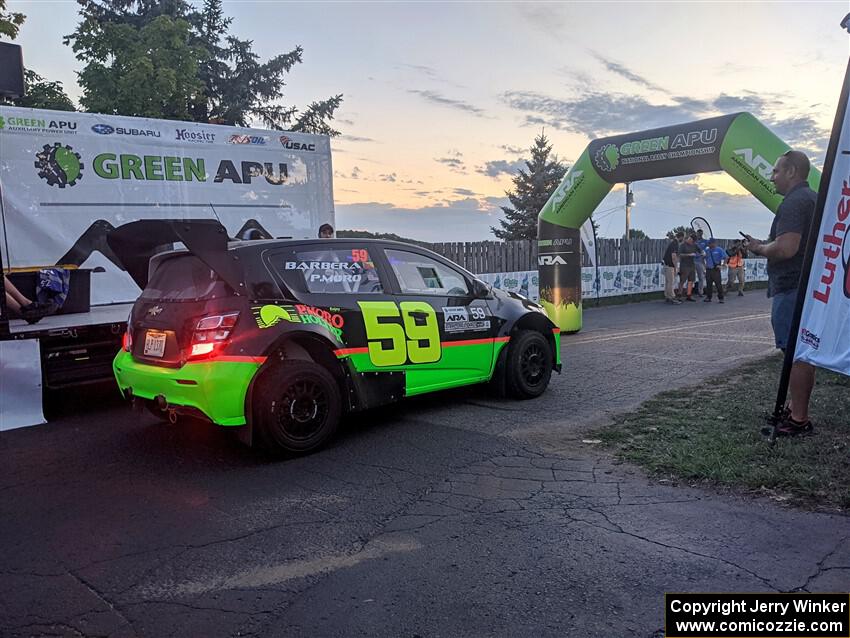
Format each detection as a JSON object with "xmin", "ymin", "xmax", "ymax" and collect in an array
[
  {"xmin": 385, "ymin": 249, "xmax": 469, "ymax": 296},
  {"xmin": 270, "ymin": 247, "xmax": 384, "ymax": 295}
]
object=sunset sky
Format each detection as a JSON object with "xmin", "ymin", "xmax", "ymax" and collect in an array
[{"xmin": 9, "ymin": 1, "xmax": 850, "ymax": 241}]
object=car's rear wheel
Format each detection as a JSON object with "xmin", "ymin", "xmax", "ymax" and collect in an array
[
  {"xmin": 253, "ymin": 361, "xmax": 341, "ymax": 454},
  {"xmin": 505, "ymin": 330, "xmax": 553, "ymax": 399}
]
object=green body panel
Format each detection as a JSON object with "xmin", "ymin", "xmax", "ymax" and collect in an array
[
  {"xmin": 553, "ymin": 331, "xmax": 561, "ymax": 365},
  {"xmin": 719, "ymin": 112, "xmax": 822, "ymax": 214},
  {"xmin": 342, "ymin": 339, "xmax": 509, "ymax": 396},
  {"xmin": 113, "ymin": 351, "xmax": 260, "ymax": 426},
  {"xmin": 538, "ymin": 148, "xmax": 613, "ymax": 228}
]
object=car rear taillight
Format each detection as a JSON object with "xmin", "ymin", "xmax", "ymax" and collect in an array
[
  {"xmin": 123, "ymin": 315, "xmax": 134, "ymax": 352},
  {"xmin": 187, "ymin": 312, "xmax": 239, "ymax": 360}
]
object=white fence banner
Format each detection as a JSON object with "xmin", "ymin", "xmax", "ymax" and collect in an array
[
  {"xmin": 479, "ymin": 259, "xmax": 768, "ymax": 303},
  {"xmin": 0, "ymin": 106, "xmax": 333, "ymax": 305}
]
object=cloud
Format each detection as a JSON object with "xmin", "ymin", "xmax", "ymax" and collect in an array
[
  {"xmin": 339, "ymin": 134, "xmax": 376, "ymax": 143},
  {"xmin": 590, "ymin": 52, "xmax": 667, "ymax": 93},
  {"xmin": 500, "ymin": 144, "xmax": 526, "ymax": 156},
  {"xmin": 399, "ymin": 63, "xmax": 439, "ymax": 79},
  {"xmin": 478, "ymin": 158, "xmax": 526, "ymax": 178},
  {"xmin": 336, "ymin": 198, "xmax": 502, "ymax": 242},
  {"xmin": 501, "ymin": 89, "xmax": 828, "ymax": 154},
  {"xmin": 435, "ymin": 156, "xmax": 467, "ymax": 173},
  {"xmin": 453, "ymin": 188, "xmax": 477, "ymax": 196},
  {"xmin": 407, "ymin": 89, "xmax": 485, "ymax": 116},
  {"xmin": 380, "ymin": 173, "xmax": 397, "ymax": 182},
  {"xmin": 334, "ymin": 166, "xmax": 362, "ymax": 180}
]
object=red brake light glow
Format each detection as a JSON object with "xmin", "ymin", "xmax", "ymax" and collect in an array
[{"xmin": 187, "ymin": 312, "xmax": 239, "ymax": 360}]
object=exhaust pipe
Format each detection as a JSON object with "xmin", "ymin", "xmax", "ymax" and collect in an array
[{"xmin": 154, "ymin": 395, "xmax": 168, "ymax": 411}]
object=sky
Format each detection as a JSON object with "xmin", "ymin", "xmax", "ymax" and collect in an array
[{"xmin": 7, "ymin": 0, "xmax": 850, "ymax": 241}]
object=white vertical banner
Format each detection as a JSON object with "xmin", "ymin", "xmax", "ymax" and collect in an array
[
  {"xmin": 795, "ymin": 79, "xmax": 850, "ymax": 375},
  {"xmin": 579, "ymin": 217, "xmax": 597, "ymax": 268}
]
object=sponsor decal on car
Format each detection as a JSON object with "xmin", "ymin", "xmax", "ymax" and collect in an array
[
  {"xmin": 253, "ymin": 304, "xmax": 344, "ymax": 341},
  {"xmin": 442, "ymin": 305, "xmax": 490, "ymax": 332}
]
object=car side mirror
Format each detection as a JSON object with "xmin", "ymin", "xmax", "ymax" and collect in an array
[{"xmin": 472, "ymin": 279, "xmax": 490, "ymax": 298}]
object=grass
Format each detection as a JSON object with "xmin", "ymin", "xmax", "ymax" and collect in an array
[{"xmin": 594, "ymin": 353, "xmax": 850, "ymax": 511}]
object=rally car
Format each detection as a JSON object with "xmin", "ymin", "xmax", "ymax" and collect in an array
[{"xmin": 110, "ymin": 220, "xmax": 561, "ymax": 454}]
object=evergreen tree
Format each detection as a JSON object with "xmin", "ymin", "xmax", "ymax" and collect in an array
[
  {"xmin": 0, "ymin": 0, "xmax": 25, "ymax": 40},
  {"xmin": 491, "ymin": 132, "xmax": 567, "ymax": 240},
  {"xmin": 625, "ymin": 228, "xmax": 647, "ymax": 239}
]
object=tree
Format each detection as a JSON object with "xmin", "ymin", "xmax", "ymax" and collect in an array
[
  {"xmin": 491, "ymin": 132, "xmax": 567, "ymax": 240},
  {"xmin": 1, "ymin": 70, "xmax": 75, "ymax": 111},
  {"xmin": 670, "ymin": 225, "xmax": 690, "ymax": 238},
  {"xmin": 66, "ymin": 0, "xmax": 343, "ymax": 133},
  {"xmin": 0, "ymin": 0, "xmax": 25, "ymax": 40},
  {"xmin": 68, "ymin": 9, "xmax": 204, "ymax": 119},
  {"xmin": 193, "ymin": 0, "xmax": 341, "ymax": 131},
  {"xmin": 625, "ymin": 228, "xmax": 647, "ymax": 240}
]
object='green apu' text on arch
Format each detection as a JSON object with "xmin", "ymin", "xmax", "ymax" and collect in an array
[{"xmin": 536, "ymin": 112, "xmax": 822, "ymax": 332}]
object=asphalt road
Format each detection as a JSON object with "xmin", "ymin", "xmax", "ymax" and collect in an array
[{"xmin": 2, "ymin": 293, "xmax": 848, "ymax": 638}]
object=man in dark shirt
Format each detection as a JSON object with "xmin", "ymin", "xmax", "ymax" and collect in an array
[
  {"xmin": 747, "ymin": 150, "xmax": 817, "ymax": 435},
  {"xmin": 662, "ymin": 232, "xmax": 682, "ymax": 304},
  {"xmin": 677, "ymin": 234, "xmax": 701, "ymax": 301}
]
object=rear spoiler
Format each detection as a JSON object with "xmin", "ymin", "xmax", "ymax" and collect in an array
[{"xmin": 107, "ymin": 219, "xmax": 245, "ymax": 294}]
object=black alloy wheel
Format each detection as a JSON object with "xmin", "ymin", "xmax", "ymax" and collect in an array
[
  {"xmin": 254, "ymin": 360, "xmax": 342, "ymax": 454},
  {"xmin": 506, "ymin": 329, "xmax": 553, "ymax": 399}
]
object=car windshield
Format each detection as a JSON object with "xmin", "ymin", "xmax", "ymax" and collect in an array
[{"xmin": 140, "ymin": 255, "xmax": 231, "ymax": 301}]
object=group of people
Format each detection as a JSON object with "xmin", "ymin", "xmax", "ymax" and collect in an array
[{"xmin": 662, "ymin": 229, "xmax": 748, "ymax": 304}]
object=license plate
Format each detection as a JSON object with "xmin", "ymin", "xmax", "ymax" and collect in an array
[{"xmin": 143, "ymin": 331, "xmax": 167, "ymax": 358}]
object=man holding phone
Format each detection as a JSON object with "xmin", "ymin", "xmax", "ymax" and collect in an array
[{"xmin": 745, "ymin": 150, "xmax": 817, "ymax": 435}]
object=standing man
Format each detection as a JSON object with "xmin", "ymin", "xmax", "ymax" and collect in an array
[
  {"xmin": 703, "ymin": 238, "xmax": 726, "ymax": 303},
  {"xmin": 747, "ymin": 150, "xmax": 817, "ymax": 435},
  {"xmin": 725, "ymin": 239, "xmax": 746, "ymax": 296},
  {"xmin": 662, "ymin": 232, "xmax": 682, "ymax": 304},
  {"xmin": 677, "ymin": 234, "xmax": 700, "ymax": 301},
  {"xmin": 694, "ymin": 228, "xmax": 708, "ymax": 296}
]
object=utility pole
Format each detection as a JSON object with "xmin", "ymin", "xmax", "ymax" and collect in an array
[{"xmin": 625, "ymin": 182, "xmax": 633, "ymax": 239}]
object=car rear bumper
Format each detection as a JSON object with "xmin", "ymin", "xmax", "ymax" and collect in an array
[{"xmin": 113, "ymin": 351, "xmax": 264, "ymax": 426}]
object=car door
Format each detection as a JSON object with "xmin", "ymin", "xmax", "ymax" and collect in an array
[{"xmin": 377, "ymin": 247, "xmax": 496, "ymax": 395}]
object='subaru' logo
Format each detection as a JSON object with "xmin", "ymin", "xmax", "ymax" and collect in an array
[{"xmin": 35, "ymin": 143, "xmax": 83, "ymax": 188}]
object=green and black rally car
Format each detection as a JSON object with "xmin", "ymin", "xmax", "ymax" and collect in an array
[{"xmin": 110, "ymin": 220, "xmax": 561, "ymax": 454}]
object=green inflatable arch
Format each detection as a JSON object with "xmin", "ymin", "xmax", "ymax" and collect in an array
[{"xmin": 536, "ymin": 112, "xmax": 822, "ymax": 332}]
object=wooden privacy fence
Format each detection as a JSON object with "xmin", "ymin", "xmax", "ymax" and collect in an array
[{"xmin": 429, "ymin": 238, "xmax": 736, "ymax": 272}]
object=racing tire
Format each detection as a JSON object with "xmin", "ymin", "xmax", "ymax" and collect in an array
[
  {"xmin": 253, "ymin": 361, "xmax": 342, "ymax": 455},
  {"xmin": 505, "ymin": 330, "xmax": 553, "ymax": 399}
]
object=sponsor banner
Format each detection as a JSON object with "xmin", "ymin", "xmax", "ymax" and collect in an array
[
  {"xmin": 795, "ymin": 83, "xmax": 850, "ymax": 375},
  {"xmin": 0, "ymin": 106, "xmax": 333, "ymax": 305},
  {"xmin": 586, "ymin": 114, "xmax": 736, "ymax": 184},
  {"xmin": 479, "ymin": 259, "xmax": 769, "ymax": 303}
]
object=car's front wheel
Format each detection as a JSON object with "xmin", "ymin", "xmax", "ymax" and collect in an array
[
  {"xmin": 505, "ymin": 330, "xmax": 553, "ymax": 399},
  {"xmin": 253, "ymin": 361, "xmax": 342, "ymax": 454}
]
